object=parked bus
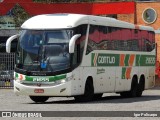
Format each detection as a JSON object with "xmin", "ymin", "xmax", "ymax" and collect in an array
[{"xmin": 6, "ymin": 14, "xmax": 155, "ymax": 102}]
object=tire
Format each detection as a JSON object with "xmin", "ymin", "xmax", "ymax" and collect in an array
[
  {"xmin": 29, "ymin": 96, "xmax": 49, "ymax": 103},
  {"xmin": 120, "ymin": 91, "xmax": 129, "ymax": 98},
  {"xmin": 128, "ymin": 76, "xmax": 138, "ymax": 97},
  {"xmin": 136, "ymin": 77, "xmax": 145, "ymax": 97},
  {"xmin": 93, "ymin": 93, "xmax": 103, "ymax": 100},
  {"xmin": 74, "ymin": 79, "xmax": 94, "ymax": 102},
  {"xmin": 120, "ymin": 76, "xmax": 138, "ymax": 98}
]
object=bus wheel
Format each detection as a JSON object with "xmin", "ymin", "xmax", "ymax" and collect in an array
[
  {"xmin": 74, "ymin": 79, "xmax": 94, "ymax": 102},
  {"xmin": 120, "ymin": 76, "xmax": 138, "ymax": 98},
  {"xmin": 93, "ymin": 93, "xmax": 103, "ymax": 100},
  {"xmin": 120, "ymin": 92, "xmax": 129, "ymax": 98},
  {"xmin": 128, "ymin": 76, "xmax": 138, "ymax": 97},
  {"xmin": 29, "ymin": 96, "xmax": 49, "ymax": 103},
  {"xmin": 136, "ymin": 76, "xmax": 145, "ymax": 97}
]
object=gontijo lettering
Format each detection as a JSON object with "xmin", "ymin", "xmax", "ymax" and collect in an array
[
  {"xmin": 91, "ymin": 53, "xmax": 119, "ymax": 66},
  {"xmin": 98, "ymin": 56, "xmax": 115, "ymax": 64}
]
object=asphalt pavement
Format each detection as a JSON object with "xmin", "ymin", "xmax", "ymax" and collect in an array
[{"xmin": 1, "ymin": 87, "xmax": 160, "ymax": 120}]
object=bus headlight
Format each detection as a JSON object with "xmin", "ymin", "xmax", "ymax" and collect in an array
[
  {"xmin": 55, "ymin": 79, "xmax": 66, "ymax": 85},
  {"xmin": 54, "ymin": 75, "xmax": 73, "ymax": 85},
  {"xmin": 61, "ymin": 79, "xmax": 66, "ymax": 83}
]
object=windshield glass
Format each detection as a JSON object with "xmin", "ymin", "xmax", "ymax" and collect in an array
[{"xmin": 16, "ymin": 30, "xmax": 73, "ymax": 72}]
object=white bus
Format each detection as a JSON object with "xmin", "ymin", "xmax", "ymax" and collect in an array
[{"xmin": 6, "ymin": 14, "xmax": 155, "ymax": 102}]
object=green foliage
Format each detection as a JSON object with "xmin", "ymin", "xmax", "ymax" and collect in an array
[{"xmin": 12, "ymin": 4, "xmax": 31, "ymax": 27}]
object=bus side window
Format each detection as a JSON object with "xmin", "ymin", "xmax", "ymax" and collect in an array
[
  {"xmin": 86, "ymin": 25, "xmax": 99, "ymax": 54},
  {"xmin": 145, "ymin": 39, "xmax": 152, "ymax": 52},
  {"xmin": 98, "ymin": 26, "xmax": 111, "ymax": 50},
  {"xmin": 72, "ymin": 24, "xmax": 87, "ymax": 66},
  {"xmin": 149, "ymin": 31, "xmax": 155, "ymax": 51},
  {"xmin": 140, "ymin": 30, "xmax": 154, "ymax": 52}
]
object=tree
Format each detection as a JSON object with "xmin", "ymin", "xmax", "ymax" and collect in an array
[{"xmin": 12, "ymin": 4, "xmax": 31, "ymax": 27}]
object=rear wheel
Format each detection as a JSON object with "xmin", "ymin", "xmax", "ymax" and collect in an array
[
  {"xmin": 74, "ymin": 79, "xmax": 94, "ymax": 102},
  {"xmin": 120, "ymin": 76, "xmax": 138, "ymax": 98},
  {"xmin": 120, "ymin": 92, "xmax": 129, "ymax": 98},
  {"xmin": 136, "ymin": 76, "xmax": 145, "ymax": 97},
  {"xmin": 29, "ymin": 96, "xmax": 49, "ymax": 103},
  {"xmin": 128, "ymin": 76, "xmax": 138, "ymax": 97}
]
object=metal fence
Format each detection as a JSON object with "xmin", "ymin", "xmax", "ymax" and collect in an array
[{"xmin": 0, "ymin": 53, "xmax": 15, "ymax": 88}]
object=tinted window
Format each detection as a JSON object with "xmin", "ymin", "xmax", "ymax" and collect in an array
[
  {"xmin": 72, "ymin": 24, "xmax": 87, "ymax": 66},
  {"xmin": 86, "ymin": 25, "xmax": 155, "ymax": 54}
]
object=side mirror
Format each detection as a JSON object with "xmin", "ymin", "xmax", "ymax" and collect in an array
[
  {"xmin": 69, "ymin": 34, "xmax": 81, "ymax": 53},
  {"xmin": 6, "ymin": 34, "xmax": 19, "ymax": 53}
]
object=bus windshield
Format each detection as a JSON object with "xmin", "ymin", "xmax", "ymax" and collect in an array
[{"xmin": 16, "ymin": 30, "xmax": 73, "ymax": 72}]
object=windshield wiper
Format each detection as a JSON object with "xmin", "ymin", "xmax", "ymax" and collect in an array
[
  {"xmin": 37, "ymin": 44, "xmax": 43, "ymax": 62},
  {"xmin": 40, "ymin": 46, "xmax": 48, "ymax": 69}
]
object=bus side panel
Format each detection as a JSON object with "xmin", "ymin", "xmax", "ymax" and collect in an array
[
  {"xmin": 115, "ymin": 67, "xmax": 129, "ymax": 92},
  {"xmin": 82, "ymin": 52, "xmax": 117, "ymax": 94},
  {"xmin": 105, "ymin": 67, "xmax": 116, "ymax": 92},
  {"xmin": 115, "ymin": 66, "xmax": 139, "ymax": 92},
  {"xmin": 146, "ymin": 66, "xmax": 155, "ymax": 89},
  {"xmin": 70, "ymin": 67, "xmax": 83, "ymax": 96},
  {"xmin": 94, "ymin": 67, "xmax": 116, "ymax": 93},
  {"xmin": 138, "ymin": 65, "xmax": 155, "ymax": 90}
]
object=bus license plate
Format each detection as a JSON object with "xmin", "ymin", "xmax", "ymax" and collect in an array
[{"xmin": 34, "ymin": 89, "xmax": 44, "ymax": 93}]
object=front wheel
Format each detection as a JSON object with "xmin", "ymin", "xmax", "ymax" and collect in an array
[
  {"xmin": 74, "ymin": 79, "xmax": 94, "ymax": 102},
  {"xmin": 29, "ymin": 96, "xmax": 49, "ymax": 103}
]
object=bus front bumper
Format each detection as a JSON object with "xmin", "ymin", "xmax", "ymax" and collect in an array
[{"xmin": 14, "ymin": 80, "xmax": 72, "ymax": 96}]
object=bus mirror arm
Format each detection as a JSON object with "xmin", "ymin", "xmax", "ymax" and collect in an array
[
  {"xmin": 69, "ymin": 34, "xmax": 81, "ymax": 53},
  {"xmin": 6, "ymin": 34, "xmax": 19, "ymax": 53}
]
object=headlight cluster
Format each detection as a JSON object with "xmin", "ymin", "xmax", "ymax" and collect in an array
[{"xmin": 54, "ymin": 75, "xmax": 73, "ymax": 85}]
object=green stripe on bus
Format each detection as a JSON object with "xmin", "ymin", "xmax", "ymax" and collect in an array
[
  {"xmin": 49, "ymin": 74, "xmax": 67, "ymax": 81},
  {"xmin": 124, "ymin": 54, "xmax": 130, "ymax": 66},
  {"xmin": 139, "ymin": 55, "xmax": 155, "ymax": 66},
  {"xmin": 91, "ymin": 53, "xmax": 155, "ymax": 67},
  {"xmin": 91, "ymin": 53, "xmax": 96, "ymax": 66},
  {"xmin": 25, "ymin": 74, "xmax": 66, "ymax": 82},
  {"xmin": 135, "ymin": 55, "xmax": 140, "ymax": 66},
  {"xmin": 25, "ymin": 76, "xmax": 32, "ymax": 81}
]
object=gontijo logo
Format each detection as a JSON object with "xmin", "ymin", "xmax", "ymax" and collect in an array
[
  {"xmin": 98, "ymin": 56, "xmax": 115, "ymax": 64},
  {"xmin": 91, "ymin": 53, "xmax": 119, "ymax": 66}
]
